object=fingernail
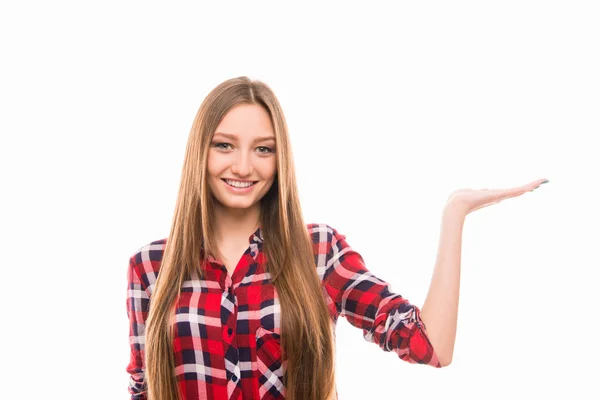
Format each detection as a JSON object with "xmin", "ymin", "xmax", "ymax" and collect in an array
[{"xmin": 541, "ymin": 180, "xmax": 549, "ymax": 184}]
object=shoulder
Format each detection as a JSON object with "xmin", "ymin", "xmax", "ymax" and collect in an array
[
  {"xmin": 306, "ymin": 222, "xmax": 333, "ymax": 243},
  {"xmin": 306, "ymin": 222, "xmax": 346, "ymax": 244},
  {"xmin": 306, "ymin": 222, "xmax": 350, "ymax": 259},
  {"xmin": 128, "ymin": 238, "xmax": 167, "ymax": 292},
  {"xmin": 306, "ymin": 223, "xmax": 354, "ymax": 283}
]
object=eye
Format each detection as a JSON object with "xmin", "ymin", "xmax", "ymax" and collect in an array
[
  {"xmin": 257, "ymin": 146, "xmax": 275, "ymax": 154},
  {"xmin": 212, "ymin": 142, "xmax": 232, "ymax": 150}
]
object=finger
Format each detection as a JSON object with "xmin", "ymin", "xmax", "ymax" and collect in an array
[
  {"xmin": 490, "ymin": 186, "xmax": 526, "ymax": 202},
  {"xmin": 476, "ymin": 179, "xmax": 548, "ymax": 209},
  {"xmin": 529, "ymin": 179, "xmax": 550, "ymax": 192},
  {"xmin": 507, "ymin": 179, "xmax": 548, "ymax": 193}
]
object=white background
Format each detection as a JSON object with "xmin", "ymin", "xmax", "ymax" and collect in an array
[{"xmin": 1, "ymin": 1, "xmax": 598, "ymax": 399}]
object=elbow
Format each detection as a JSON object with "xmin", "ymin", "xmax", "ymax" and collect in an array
[
  {"xmin": 426, "ymin": 334, "xmax": 454, "ymax": 367},
  {"xmin": 439, "ymin": 357, "xmax": 452, "ymax": 368},
  {"xmin": 430, "ymin": 341, "xmax": 453, "ymax": 367},
  {"xmin": 438, "ymin": 353, "xmax": 453, "ymax": 367}
]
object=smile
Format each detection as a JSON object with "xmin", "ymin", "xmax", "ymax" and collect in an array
[{"xmin": 222, "ymin": 179, "xmax": 257, "ymax": 188}]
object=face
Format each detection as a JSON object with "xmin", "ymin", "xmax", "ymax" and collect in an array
[{"xmin": 207, "ymin": 103, "xmax": 277, "ymax": 214}]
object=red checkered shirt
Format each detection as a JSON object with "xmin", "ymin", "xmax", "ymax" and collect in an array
[{"xmin": 126, "ymin": 223, "xmax": 440, "ymax": 399}]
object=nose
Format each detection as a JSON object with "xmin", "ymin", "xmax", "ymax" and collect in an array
[{"xmin": 230, "ymin": 151, "xmax": 254, "ymax": 177}]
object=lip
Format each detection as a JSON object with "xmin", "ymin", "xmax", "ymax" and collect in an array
[
  {"xmin": 221, "ymin": 178, "xmax": 257, "ymax": 193},
  {"xmin": 222, "ymin": 178, "xmax": 257, "ymax": 183}
]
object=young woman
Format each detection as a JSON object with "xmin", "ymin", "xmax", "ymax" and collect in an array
[{"xmin": 126, "ymin": 76, "xmax": 549, "ymax": 400}]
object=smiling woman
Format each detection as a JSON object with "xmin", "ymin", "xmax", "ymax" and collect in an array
[
  {"xmin": 127, "ymin": 76, "xmax": 342, "ymax": 400},
  {"xmin": 124, "ymin": 75, "xmax": 549, "ymax": 400}
]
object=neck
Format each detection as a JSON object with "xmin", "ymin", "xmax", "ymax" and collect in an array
[{"xmin": 212, "ymin": 202, "xmax": 261, "ymax": 243}]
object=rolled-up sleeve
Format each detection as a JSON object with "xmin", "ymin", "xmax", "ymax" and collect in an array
[
  {"xmin": 126, "ymin": 256, "xmax": 149, "ymax": 399},
  {"xmin": 321, "ymin": 225, "xmax": 441, "ymax": 367}
]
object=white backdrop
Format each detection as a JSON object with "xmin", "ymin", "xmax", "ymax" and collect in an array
[{"xmin": 1, "ymin": 1, "xmax": 598, "ymax": 399}]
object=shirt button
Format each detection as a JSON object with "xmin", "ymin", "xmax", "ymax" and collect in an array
[
  {"xmin": 228, "ymin": 328, "xmax": 233, "ymax": 335},
  {"xmin": 232, "ymin": 375, "xmax": 238, "ymax": 382},
  {"xmin": 250, "ymin": 251, "xmax": 256, "ymax": 257}
]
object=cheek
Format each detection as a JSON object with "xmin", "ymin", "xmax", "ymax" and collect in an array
[
  {"xmin": 207, "ymin": 154, "xmax": 224, "ymax": 176},
  {"xmin": 260, "ymin": 159, "xmax": 277, "ymax": 179}
]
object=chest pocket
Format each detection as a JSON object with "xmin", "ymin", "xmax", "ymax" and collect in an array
[
  {"xmin": 175, "ymin": 278, "xmax": 224, "ymax": 331},
  {"xmin": 258, "ymin": 274, "xmax": 281, "ymax": 332},
  {"xmin": 256, "ymin": 326, "xmax": 285, "ymax": 398}
]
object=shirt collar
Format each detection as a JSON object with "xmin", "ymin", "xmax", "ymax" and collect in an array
[
  {"xmin": 205, "ymin": 226, "xmax": 263, "ymax": 264},
  {"xmin": 250, "ymin": 226, "xmax": 264, "ymax": 244}
]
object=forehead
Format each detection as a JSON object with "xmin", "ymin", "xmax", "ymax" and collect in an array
[{"xmin": 214, "ymin": 104, "xmax": 275, "ymax": 141}]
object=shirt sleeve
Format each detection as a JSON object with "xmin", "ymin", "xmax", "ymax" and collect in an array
[
  {"xmin": 126, "ymin": 255, "xmax": 150, "ymax": 399},
  {"xmin": 321, "ymin": 225, "xmax": 441, "ymax": 367}
]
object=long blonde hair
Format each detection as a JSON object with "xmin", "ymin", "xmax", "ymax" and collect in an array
[{"xmin": 144, "ymin": 76, "xmax": 336, "ymax": 399}]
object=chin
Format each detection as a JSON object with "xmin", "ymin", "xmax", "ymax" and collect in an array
[
  {"xmin": 214, "ymin": 196, "xmax": 257, "ymax": 210},
  {"xmin": 224, "ymin": 202, "xmax": 255, "ymax": 209}
]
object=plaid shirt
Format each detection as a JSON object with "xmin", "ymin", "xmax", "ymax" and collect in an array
[{"xmin": 126, "ymin": 223, "xmax": 440, "ymax": 400}]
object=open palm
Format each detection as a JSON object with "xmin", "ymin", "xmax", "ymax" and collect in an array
[{"xmin": 447, "ymin": 178, "xmax": 549, "ymax": 215}]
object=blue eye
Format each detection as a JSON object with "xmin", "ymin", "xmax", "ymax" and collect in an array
[
  {"xmin": 211, "ymin": 143, "xmax": 274, "ymax": 154},
  {"xmin": 257, "ymin": 146, "xmax": 275, "ymax": 154}
]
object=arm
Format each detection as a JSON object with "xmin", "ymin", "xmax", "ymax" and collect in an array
[
  {"xmin": 419, "ymin": 178, "xmax": 549, "ymax": 366},
  {"xmin": 420, "ymin": 202, "xmax": 466, "ymax": 367},
  {"xmin": 319, "ymin": 224, "xmax": 441, "ymax": 368},
  {"xmin": 126, "ymin": 256, "xmax": 149, "ymax": 399}
]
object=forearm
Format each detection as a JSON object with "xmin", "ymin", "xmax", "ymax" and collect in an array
[{"xmin": 420, "ymin": 202, "xmax": 466, "ymax": 367}]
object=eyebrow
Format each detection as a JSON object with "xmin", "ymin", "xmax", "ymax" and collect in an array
[{"xmin": 213, "ymin": 132, "xmax": 276, "ymax": 142}]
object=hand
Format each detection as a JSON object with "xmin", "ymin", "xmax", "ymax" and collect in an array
[{"xmin": 446, "ymin": 178, "xmax": 549, "ymax": 215}]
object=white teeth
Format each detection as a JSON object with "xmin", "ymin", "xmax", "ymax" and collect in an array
[{"xmin": 225, "ymin": 179, "xmax": 255, "ymax": 188}]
